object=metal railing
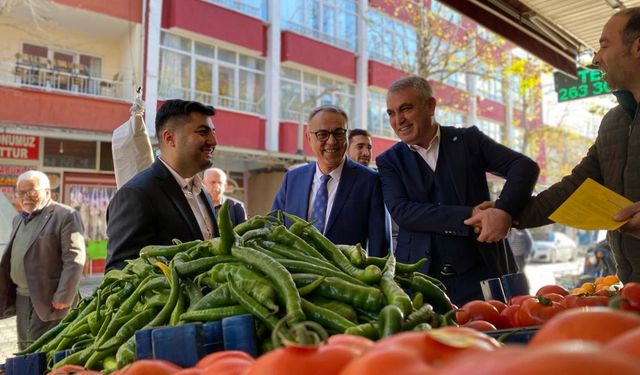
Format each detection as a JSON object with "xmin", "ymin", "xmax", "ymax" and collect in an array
[
  {"xmin": 0, "ymin": 60, "xmax": 125, "ymax": 100},
  {"xmin": 159, "ymin": 86, "xmax": 265, "ymax": 115}
]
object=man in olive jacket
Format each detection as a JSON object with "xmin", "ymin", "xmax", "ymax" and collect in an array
[{"xmin": 516, "ymin": 8, "xmax": 640, "ymax": 283}]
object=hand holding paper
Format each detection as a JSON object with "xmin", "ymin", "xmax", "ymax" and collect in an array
[{"xmin": 548, "ymin": 178, "xmax": 632, "ymax": 230}]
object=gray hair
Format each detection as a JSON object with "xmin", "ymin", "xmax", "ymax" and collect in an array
[
  {"xmin": 17, "ymin": 170, "xmax": 50, "ymax": 189},
  {"xmin": 388, "ymin": 76, "xmax": 434, "ymax": 101},
  {"xmin": 308, "ymin": 104, "xmax": 349, "ymax": 124},
  {"xmin": 203, "ymin": 167, "xmax": 227, "ymax": 183}
]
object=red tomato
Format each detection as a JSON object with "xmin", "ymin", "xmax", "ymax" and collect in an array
[
  {"xmin": 486, "ymin": 300, "xmax": 507, "ymax": 313},
  {"xmin": 437, "ymin": 341, "xmax": 640, "ymax": 375},
  {"xmin": 499, "ymin": 304, "xmax": 520, "ymax": 328},
  {"xmin": 340, "ymin": 328, "xmax": 499, "ymax": 375},
  {"xmin": 516, "ymin": 296, "xmax": 564, "ymax": 326},
  {"xmin": 620, "ymin": 282, "xmax": 640, "ymax": 309},
  {"xmin": 173, "ymin": 369, "xmax": 203, "ymax": 375},
  {"xmin": 464, "ymin": 320, "xmax": 497, "ymax": 331},
  {"xmin": 326, "ymin": 334, "xmax": 374, "ymax": 355},
  {"xmin": 604, "ymin": 326, "xmax": 640, "ymax": 359},
  {"xmin": 508, "ymin": 294, "xmax": 534, "ymax": 306},
  {"xmin": 455, "ymin": 301, "xmax": 501, "ymax": 327},
  {"xmin": 196, "ymin": 351, "xmax": 254, "ymax": 369},
  {"xmin": 561, "ymin": 294, "xmax": 609, "ymax": 309},
  {"xmin": 540, "ymin": 293, "xmax": 564, "ymax": 303},
  {"xmin": 244, "ymin": 342, "xmax": 361, "ymax": 375},
  {"xmin": 529, "ymin": 307, "xmax": 640, "ymax": 346},
  {"xmin": 535, "ymin": 285, "xmax": 569, "ymax": 297},
  {"xmin": 112, "ymin": 360, "xmax": 182, "ymax": 375}
]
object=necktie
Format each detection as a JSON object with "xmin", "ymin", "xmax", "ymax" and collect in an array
[{"xmin": 311, "ymin": 174, "xmax": 331, "ymax": 234}]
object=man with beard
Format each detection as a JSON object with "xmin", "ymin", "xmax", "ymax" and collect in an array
[
  {"xmin": 347, "ymin": 128, "xmax": 373, "ymax": 166},
  {"xmin": 504, "ymin": 8, "xmax": 640, "ymax": 283},
  {"xmin": 273, "ymin": 104, "xmax": 388, "ymax": 256},
  {"xmin": 106, "ymin": 100, "xmax": 219, "ymax": 270}
]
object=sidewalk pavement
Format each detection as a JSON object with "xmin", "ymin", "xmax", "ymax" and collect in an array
[{"xmin": 0, "ymin": 274, "xmax": 103, "ymax": 364}]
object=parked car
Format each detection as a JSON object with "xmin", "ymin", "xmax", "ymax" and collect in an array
[{"xmin": 530, "ymin": 231, "xmax": 578, "ymax": 263}]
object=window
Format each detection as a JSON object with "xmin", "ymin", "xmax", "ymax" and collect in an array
[
  {"xmin": 436, "ymin": 107, "xmax": 466, "ymax": 127},
  {"xmin": 279, "ymin": 66, "xmax": 355, "ymax": 121},
  {"xmin": 367, "ymin": 10, "xmax": 417, "ymax": 70},
  {"xmin": 99, "ymin": 141, "xmax": 114, "ymax": 171},
  {"xmin": 478, "ymin": 64, "xmax": 503, "ymax": 102},
  {"xmin": 430, "ymin": 0, "xmax": 461, "ymax": 24},
  {"xmin": 204, "ymin": 0, "xmax": 267, "ymax": 20},
  {"xmin": 476, "ymin": 118, "xmax": 502, "ymax": 142},
  {"xmin": 367, "ymin": 90, "xmax": 395, "ymax": 138},
  {"xmin": 511, "ymin": 126, "xmax": 524, "ymax": 152},
  {"xmin": 159, "ymin": 32, "xmax": 266, "ymax": 115},
  {"xmin": 44, "ymin": 138, "xmax": 97, "ymax": 169},
  {"xmin": 281, "ymin": 0, "xmax": 358, "ymax": 51},
  {"xmin": 430, "ymin": 38, "xmax": 466, "ymax": 89}
]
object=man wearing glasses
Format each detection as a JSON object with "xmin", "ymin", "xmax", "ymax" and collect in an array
[
  {"xmin": 0, "ymin": 170, "xmax": 85, "ymax": 350},
  {"xmin": 273, "ymin": 104, "xmax": 388, "ymax": 256}
]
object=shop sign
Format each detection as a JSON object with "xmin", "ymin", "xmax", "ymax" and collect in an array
[{"xmin": 0, "ymin": 133, "xmax": 39, "ymax": 160}]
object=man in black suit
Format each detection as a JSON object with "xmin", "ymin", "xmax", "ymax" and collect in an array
[
  {"xmin": 106, "ymin": 100, "xmax": 219, "ymax": 270},
  {"xmin": 203, "ymin": 167, "xmax": 247, "ymax": 227},
  {"xmin": 377, "ymin": 76, "xmax": 539, "ymax": 305}
]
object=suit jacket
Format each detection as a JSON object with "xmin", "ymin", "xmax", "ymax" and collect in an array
[
  {"xmin": 216, "ymin": 196, "xmax": 247, "ymax": 228},
  {"xmin": 376, "ymin": 126, "xmax": 539, "ymax": 277},
  {"xmin": 272, "ymin": 158, "xmax": 388, "ymax": 256},
  {"xmin": 0, "ymin": 201, "xmax": 85, "ymax": 320},
  {"xmin": 106, "ymin": 159, "xmax": 219, "ymax": 271}
]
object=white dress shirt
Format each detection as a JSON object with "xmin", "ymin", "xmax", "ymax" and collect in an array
[{"xmin": 409, "ymin": 125, "xmax": 441, "ymax": 172}]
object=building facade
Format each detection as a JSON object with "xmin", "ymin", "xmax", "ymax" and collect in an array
[{"xmin": 0, "ymin": 0, "xmax": 544, "ymax": 264}]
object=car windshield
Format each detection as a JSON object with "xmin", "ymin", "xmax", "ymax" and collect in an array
[{"xmin": 532, "ymin": 232, "xmax": 554, "ymax": 242}]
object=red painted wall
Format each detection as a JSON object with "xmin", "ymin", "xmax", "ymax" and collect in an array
[
  {"xmin": 0, "ymin": 87, "xmax": 129, "ymax": 133},
  {"xmin": 477, "ymin": 98, "xmax": 506, "ymax": 123},
  {"xmin": 368, "ymin": 60, "xmax": 406, "ymax": 89},
  {"xmin": 214, "ymin": 110, "xmax": 266, "ymax": 150},
  {"xmin": 371, "ymin": 136, "xmax": 396, "ymax": 160},
  {"xmin": 54, "ymin": 0, "xmax": 142, "ymax": 22},
  {"xmin": 279, "ymin": 122, "xmax": 312, "ymax": 156},
  {"xmin": 281, "ymin": 32, "xmax": 356, "ymax": 81},
  {"xmin": 162, "ymin": 0, "xmax": 266, "ymax": 54}
]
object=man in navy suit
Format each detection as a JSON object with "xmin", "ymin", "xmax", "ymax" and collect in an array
[
  {"xmin": 106, "ymin": 100, "xmax": 219, "ymax": 270},
  {"xmin": 377, "ymin": 77, "xmax": 539, "ymax": 305},
  {"xmin": 273, "ymin": 104, "xmax": 388, "ymax": 256},
  {"xmin": 203, "ymin": 167, "xmax": 247, "ymax": 227}
]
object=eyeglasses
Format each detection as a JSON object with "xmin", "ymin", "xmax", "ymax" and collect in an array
[
  {"xmin": 16, "ymin": 189, "xmax": 45, "ymax": 198},
  {"xmin": 309, "ymin": 128, "xmax": 348, "ymax": 142}
]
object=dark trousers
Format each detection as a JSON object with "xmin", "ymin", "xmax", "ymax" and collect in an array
[
  {"xmin": 15, "ymin": 294, "xmax": 59, "ymax": 351},
  {"xmin": 430, "ymin": 264, "xmax": 493, "ymax": 307}
]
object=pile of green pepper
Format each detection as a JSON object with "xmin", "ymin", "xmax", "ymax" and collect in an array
[{"xmin": 17, "ymin": 200, "xmax": 454, "ymax": 372}]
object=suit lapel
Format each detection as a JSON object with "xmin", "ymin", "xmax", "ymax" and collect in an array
[
  {"xmin": 325, "ymin": 159, "xmax": 355, "ymax": 233},
  {"xmin": 201, "ymin": 190, "xmax": 219, "ymax": 236},
  {"xmin": 400, "ymin": 144, "xmax": 434, "ymax": 195},
  {"xmin": 439, "ymin": 127, "xmax": 467, "ymax": 204},
  {"xmin": 152, "ymin": 160, "xmax": 202, "ymax": 239},
  {"xmin": 24, "ymin": 204, "xmax": 55, "ymax": 252},
  {"xmin": 296, "ymin": 163, "xmax": 315, "ymax": 220}
]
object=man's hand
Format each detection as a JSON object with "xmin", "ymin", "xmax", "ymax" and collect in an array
[
  {"xmin": 469, "ymin": 201, "xmax": 495, "ymax": 234},
  {"xmin": 464, "ymin": 207, "xmax": 512, "ymax": 242},
  {"xmin": 614, "ymin": 202, "xmax": 640, "ymax": 239},
  {"xmin": 52, "ymin": 302, "xmax": 70, "ymax": 310}
]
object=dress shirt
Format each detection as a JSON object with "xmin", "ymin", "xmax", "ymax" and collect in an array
[
  {"xmin": 307, "ymin": 158, "xmax": 345, "ymax": 230},
  {"xmin": 409, "ymin": 125, "xmax": 441, "ymax": 171}
]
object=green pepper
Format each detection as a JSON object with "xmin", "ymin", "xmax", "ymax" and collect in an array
[
  {"xmin": 139, "ymin": 239, "xmax": 202, "ymax": 258},
  {"xmin": 344, "ymin": 322, "xmax": 380, "ymax": 340},
  {"xmin": 396, "ymin": 274, "xmax": 453, "ymax": 315},
  {"xmin": 378, "ymin": 304, "xmax": 404, "ymax": 338},
  {"xmin": 301, "ymin": 298, "xmax": 356, "ymax": 333},
  {"xmin": 380, "ymin": 254, "xmax": 413, "ymax": 316},
  {"xmin": 175, "ymin": 255, "xmax": 235, "ymax": 277},
  {"xmin": 227, "ymin": 275, "xmax": 279, "ymax": 330},
  {"xmin": 218, "ymin": 199, "xmax": 237, "ymax": 254},
  {"xmin": 179, "ymin": 305, "xmax": 248, "ymax": 322},
  {"xmin": 292, "ymin": 274, "xmax": 385, "ymax": 312}
]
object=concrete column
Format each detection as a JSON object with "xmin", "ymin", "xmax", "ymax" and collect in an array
[
  {"xmin": 354, "ymin": 0, "xmax": 369, "ymax": 129},
  {"xmin": 143, "ymin": 0, "xmax": 162, "ymax": 138},
  {"xmin": 265, "ymin": 0, "xmax": 282, "ymax": 152}
]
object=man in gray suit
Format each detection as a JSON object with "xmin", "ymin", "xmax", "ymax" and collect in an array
[
  {"xmin": 203, "ymin": 167, "xmax": 247, "ymax": 227},
  {"xmin": 0, "ymin": 170, "xmax": 85, "ymax": 350}
]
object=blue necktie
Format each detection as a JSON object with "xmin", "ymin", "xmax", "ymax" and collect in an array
[{"xmin": 311, "ymin": 174, "xmax": 331, "ymax": 233}]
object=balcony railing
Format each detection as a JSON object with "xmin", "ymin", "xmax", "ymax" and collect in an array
[
  {"xmin": 159, "ymin": 86, "xmax": 265, "ymax": 115},
  {"xmin": 0, "ymin": 58, "xmax": 126, "ymax": 100}
]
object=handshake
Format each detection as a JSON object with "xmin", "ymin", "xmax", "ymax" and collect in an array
[{"xmin": 463, "ymin": 201, "xmax": 511, "ymax": 243}]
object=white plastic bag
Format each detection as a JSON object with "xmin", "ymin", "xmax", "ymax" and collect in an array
[{"xmin": 112, "ymin": 95, "xmax": 154, "ymax": 189}]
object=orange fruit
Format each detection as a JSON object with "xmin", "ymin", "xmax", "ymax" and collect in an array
[
  {"xmin": 580, "ymin": 283, "xmax": 596, "ymax": 293},
  {"xmin": 594, "ymin": 277, "xmax": 605, "ymax": 285},
  {"xmin": 571, "ymin": 287, "xmax": 588, "ymax": 295},
  {"xmin": 602, "ymin": 275, "xmax": 620, "ymax": 286}
]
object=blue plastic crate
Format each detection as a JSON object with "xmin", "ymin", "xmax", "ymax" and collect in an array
[
  {"xmin": 202, "ymin": 321, "xmax": 225, "ymax": 354},
  {"xmin": 222, "ymin": 314, "xmax": 258, "ymax": 357},
  {"xmin": 135, "ymin": 328, "xmax": 154, "ymax": 360},
  {"xmin": 152, "ymin": 323, "xmax": 205, "ymax": 368},
  {"xmin": 5, "ymin": 352, "xmax": 47, "ymax": 375}
]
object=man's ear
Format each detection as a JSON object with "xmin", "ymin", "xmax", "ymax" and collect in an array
[
  {"xmin": 632, "ymin": 37, "xmax": 640, "ymax": 59},
  {"xmin": 426, "ymin": 97, "xmax": 437, "ymax": 116},
  {"xmin": 161, "ymin": 129, "xmax": 175, "ymax": 147}
]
